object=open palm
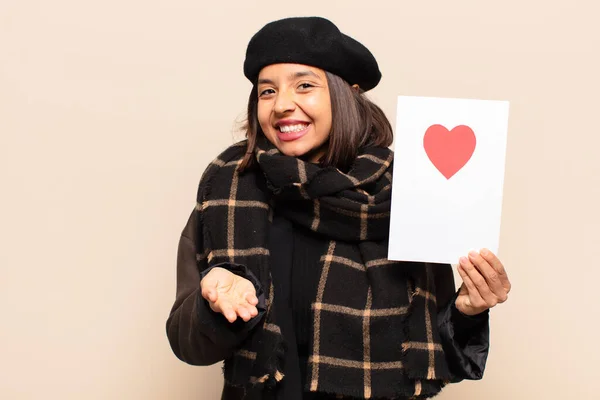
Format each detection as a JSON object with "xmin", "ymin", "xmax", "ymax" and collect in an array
[{"xmin": 200, "ymin": 267, "xmax": 259, "ymax": 323}]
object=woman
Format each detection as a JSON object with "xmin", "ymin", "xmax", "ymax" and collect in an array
[{"xmin": 166, "ymin": 16, "xmax": 511, "ymax": 400}]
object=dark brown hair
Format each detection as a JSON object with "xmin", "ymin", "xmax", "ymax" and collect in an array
[{"xmin": 238, "ymin": 71, "xmax": 393, "ymax": 172}]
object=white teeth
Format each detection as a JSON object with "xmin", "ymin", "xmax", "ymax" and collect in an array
[{"xmin": 279, "ymin": 124, "xmax": 308, "ymax": 133}]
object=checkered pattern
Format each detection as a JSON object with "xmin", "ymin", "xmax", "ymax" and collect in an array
[{"xmin": 194, "ymin": 138, "xmax": 451, "ymax": 399}]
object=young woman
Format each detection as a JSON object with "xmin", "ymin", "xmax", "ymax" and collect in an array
[{"xmin": 166, "ymin": 16, "xmax": 511, "ymax": 400}]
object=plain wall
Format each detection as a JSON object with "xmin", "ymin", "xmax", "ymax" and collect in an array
[{"xmin": 1, "ymin": 1, "xmax": 599, "ymax": 399}]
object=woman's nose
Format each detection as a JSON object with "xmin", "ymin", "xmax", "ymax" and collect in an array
[{"xmin": 274, "ymin": 90, "xmax": 296, "ymax": 114}]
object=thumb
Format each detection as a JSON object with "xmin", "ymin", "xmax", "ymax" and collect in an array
[{"xmin": 201, "ymin": 277, "xmax": 219, "ymax": 303}]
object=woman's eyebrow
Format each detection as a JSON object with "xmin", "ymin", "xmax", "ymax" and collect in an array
[
  {"xmin": 257, "ymin": 78, "xmax": 274, "ymax": 85},
  {"xmin": 290, "ymin": 70, "xmax": 321, "ymax": 80}
]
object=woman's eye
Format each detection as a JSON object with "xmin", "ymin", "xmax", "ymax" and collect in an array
[
  {"xmin": 298, "ymin": 83, "xmax": 313, "ymax": 89},
  {"xmin": 259, "ymin": 89, "xmax": 275, "ymax": 96}
]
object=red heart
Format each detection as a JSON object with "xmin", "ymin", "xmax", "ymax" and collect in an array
[{"xmin": 423, "ymin": 124, "xmax": 476, "ymax": 179}]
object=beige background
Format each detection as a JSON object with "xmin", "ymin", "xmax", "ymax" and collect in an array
[{"xmin": 1, "ymin": 0, "xmax": 599, "ymax": 399}]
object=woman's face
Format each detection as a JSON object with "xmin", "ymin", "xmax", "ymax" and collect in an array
[{"xmin": 256, "ymin": 63, "xmax": 332, "ymax": 162}]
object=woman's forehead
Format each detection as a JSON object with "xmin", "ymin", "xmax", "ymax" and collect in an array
[{"xmin": 257, "ymin": 63, "xmax": 326, "ymax": 81}]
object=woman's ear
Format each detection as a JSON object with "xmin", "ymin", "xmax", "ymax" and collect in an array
[{"xmin": 352, "ymin": 84, "xmax": 360, "ymax": 93}]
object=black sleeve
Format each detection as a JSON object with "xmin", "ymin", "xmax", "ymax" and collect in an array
[
  {"xmin": 433, "ymin": 263, "xmax": 490, "ymax": 382},
  {"xmin": 165, "ymin": 210, "xmax": 266, "ymax": 366}
]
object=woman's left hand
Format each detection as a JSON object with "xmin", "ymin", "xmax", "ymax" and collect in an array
[{"xmin": 455, "ymin": 248, "xmax": 511, "ymax": 316}]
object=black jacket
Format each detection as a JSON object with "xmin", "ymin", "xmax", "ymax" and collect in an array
[{"xmin": 166, "ymin": 211, "xmax": 490, "ymax": 399}]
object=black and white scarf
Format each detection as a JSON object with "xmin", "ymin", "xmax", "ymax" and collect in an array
[{"xmin": 196, "ymin": 137, "xmax": 451, "ymax": 399}]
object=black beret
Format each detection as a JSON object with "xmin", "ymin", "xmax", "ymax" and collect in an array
[{"xmin": 243, "ymin": 16, "xmax": 382, "ymax": 91}]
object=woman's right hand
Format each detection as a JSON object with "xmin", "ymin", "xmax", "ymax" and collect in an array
[{"xmin": 200, "ymin": 267, "xmax": 259, "ymax": 323}]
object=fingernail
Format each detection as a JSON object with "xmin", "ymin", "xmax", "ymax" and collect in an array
[
  {"xmin": 459, "ymin": 256, "xmax": 469, "ymax": 266},
  {"xmin": 480, "ymin": 248, "xmax": 489, "ymax": 256},
  {"xmin": 468, "ymin": 250, "xmax": 479, "ymax": 258}
]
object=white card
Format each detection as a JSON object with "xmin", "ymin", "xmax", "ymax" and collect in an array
[{"xmin": 388, "ymin": 95, "xmax": 510, "ymax": 264}]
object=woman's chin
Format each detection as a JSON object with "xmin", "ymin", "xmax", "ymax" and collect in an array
[
  {"xmin": 276, "ymin": 142, "xmax": 327, "ymax": 163},
  {"xmin": 277, "ymin": 144, "xmax": 309, "ymax": 158}
]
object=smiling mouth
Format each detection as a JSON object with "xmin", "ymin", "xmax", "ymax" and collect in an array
[
  {"xmin": 278, "ymin": 123, "xmax": 310, "ymax": 133},
  {"xmin": 276, "ymin": 123, "xmax": 311, "ymax": 142}
]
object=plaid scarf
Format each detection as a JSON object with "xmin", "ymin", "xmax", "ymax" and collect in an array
[{"xmin": 197, "ymin": 138, "xmax": 451, "ymax": 399}]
